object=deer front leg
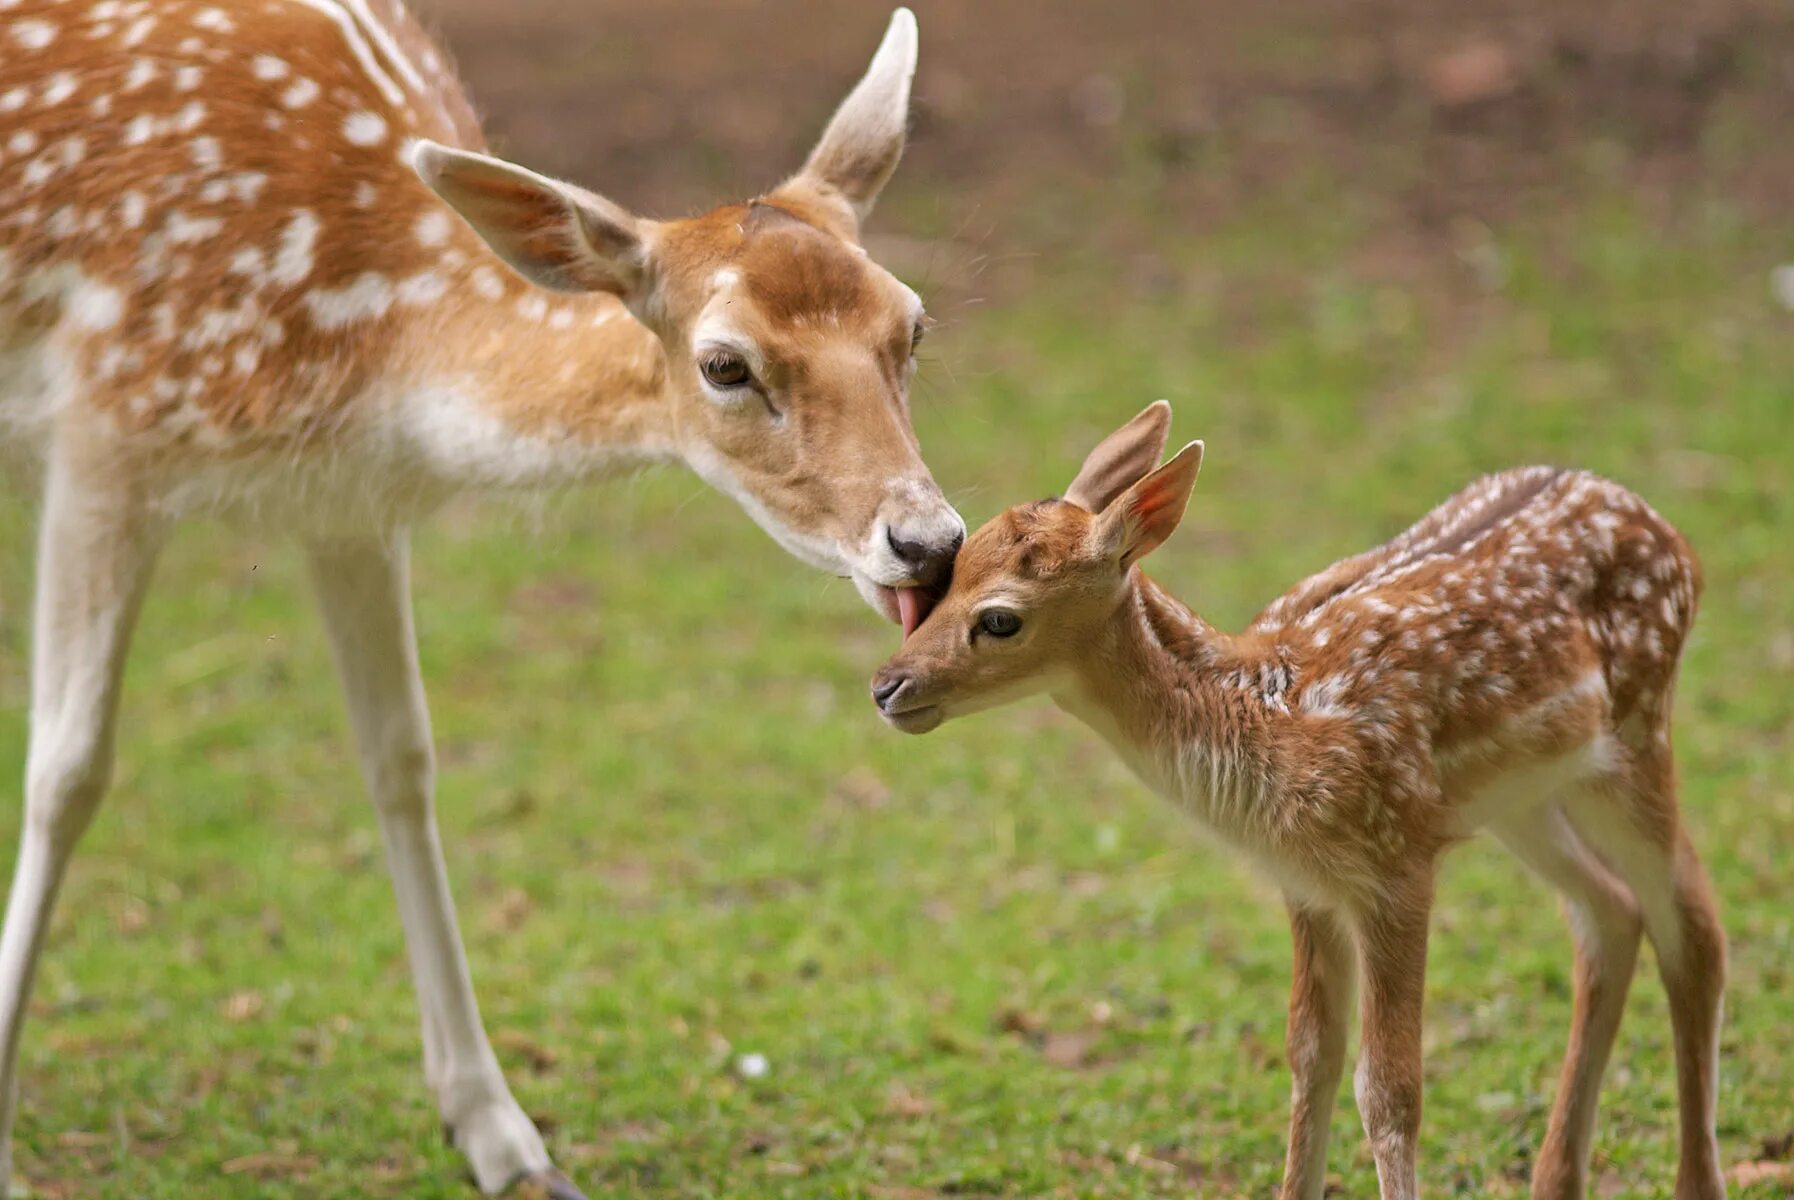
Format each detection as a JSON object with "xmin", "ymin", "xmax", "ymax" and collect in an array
[
  {"xmin": 1353, "ymin": 879, "xmax": 1434, "ymax": 1200},
  {"xmin": 0, "ymin": 447, "xmax": 165, "ymax": 1194},
  {"xmin": 1281, "ymin": 900, "xmax": 1356, "ymax": 1200},
  {"xmin": 306, "ymin": 536, "xmax": 582, "ymax": 1200}
]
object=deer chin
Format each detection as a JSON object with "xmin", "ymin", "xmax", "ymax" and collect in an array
[{"xmin": 881, "ymin": 703, "xmax": 943, "ymax": 734}]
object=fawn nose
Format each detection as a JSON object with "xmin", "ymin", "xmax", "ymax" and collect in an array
[
  {"xmin": 886, "ymin": 523, "xmax": 963, "ymax": 587},
  {"xmin": 871, "ymin": 670, "xmax": 912, "ymax": 712}
]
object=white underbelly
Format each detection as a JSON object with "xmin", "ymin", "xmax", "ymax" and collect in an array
[{"xmin": 1444, "ymin": 732, "xmax": 1624, "ymax": 836}]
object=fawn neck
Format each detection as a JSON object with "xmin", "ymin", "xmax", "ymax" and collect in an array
[{"xmin": 1057, "ymin": 573, "xmax": 1297, "ymax": 833}]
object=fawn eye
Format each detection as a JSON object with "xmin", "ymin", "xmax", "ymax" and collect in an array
[
  {"xmin": 910, "ymin": 320, "xmax": 926, "ymax": 353},
  {"xmin": 978, "ymin": 609, "xmax": 1022, "ymax": 639},
  {"xmin": 700, "ymin": 353, "xmax": 752, "ymax": 389}
]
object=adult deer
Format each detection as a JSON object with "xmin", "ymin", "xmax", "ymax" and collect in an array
[
  {"xmin": 0, "ymin": 1, "xmax": 961, "ymax": 1194},
  {"xmin": 873, "ymin": 403, "xmax": 1726, "ymax": 1199}
]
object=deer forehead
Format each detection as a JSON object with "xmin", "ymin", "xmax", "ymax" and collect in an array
[
  {"xmin": 665, "ymin": 206, "xmax": 917, "ymax": 342},
  {"xmin": 950, "ymin": 502, "xmax": 1093, "ymax": 592}
]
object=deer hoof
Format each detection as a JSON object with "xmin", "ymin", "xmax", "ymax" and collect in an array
[{"xmin": 504, "ymin": 1168, "xmax": 588, "ymax": 1200}]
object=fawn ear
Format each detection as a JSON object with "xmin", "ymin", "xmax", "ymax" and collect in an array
[
  {"xmin": 1092, "ymin": 440, "xmax": 1205, "ymax": 568},
  {"xmin": 413, "ymin": 142, "xmax": 654, "ymax": 300},
  {"xmin": 776, "ymin": 9, "xmax": 917, "ymax": 236},
  {"xmin": 1066, "ymin": 400, "xmax": 1173, "ymax": 514}
]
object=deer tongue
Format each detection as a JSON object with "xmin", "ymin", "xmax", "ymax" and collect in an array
[{"xmin": 897, "ymin": 586, "xmax": 934, "ymax": 640}]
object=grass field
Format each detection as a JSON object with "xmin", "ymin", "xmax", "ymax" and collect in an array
[{"xmin": 2, "ymin": 154, "xmax": 1792, "ymax": 1197}]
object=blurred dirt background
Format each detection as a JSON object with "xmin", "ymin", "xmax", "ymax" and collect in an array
[{"xmin": 416, "ymin": 0, "xmax": 1793, "ymax": 286}]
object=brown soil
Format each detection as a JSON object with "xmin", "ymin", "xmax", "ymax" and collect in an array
[{"xmin": 416, "ymin": 0, "xmax": 1791, "ymax": 214}]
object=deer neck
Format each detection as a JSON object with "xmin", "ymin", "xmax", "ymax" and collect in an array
[
  {"xmin": 373, "ymin": 250, "xmax": 679, "ymax": 491},
  {"xmin": 1056, "ymin": 573, "xmax": 1299, "ymax": 835}
]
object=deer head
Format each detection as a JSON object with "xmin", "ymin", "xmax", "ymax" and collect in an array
[
  {"xmin": 872, "ymin": 401, "xmax": 1204, "ymax": 732},
  {"xmin": 411, "ymin": 10, "xmax": 962, "ymax": 624}
]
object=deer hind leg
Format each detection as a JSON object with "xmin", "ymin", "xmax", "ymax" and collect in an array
[
  {"xmin": 1567, "ymin": 740, "xmax": 1726, "ymax": 1200},
  {"xmin": 1492, "ymin": 806, "xmax": 1642, "ymax": 1200},
  {"xmin": 1352, "ymin": 874, "xmax": 1434, "ymax": 1200},
  {"xmin": 305, "ymin": 535, "xmax": 584, "ymax": 1200},
  {"xmin": 1281, "ymin": 899, "xmax": 1356, "ymax": 1200},
  {"xmin": 0, "ymin": 447, "xmax": 166, "ymax": 1193}
]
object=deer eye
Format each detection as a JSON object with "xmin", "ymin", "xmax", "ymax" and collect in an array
[
  {"xmin": 977, "ymin": 609, "xmax": 1022, "ymax": 639},
  {"xmin": 910, "ymin": 320, "xmax": 926, "ymax": 353},
  {"xmin": 700, "ymin": 353, "xmax": 752, "ymax": 389}
]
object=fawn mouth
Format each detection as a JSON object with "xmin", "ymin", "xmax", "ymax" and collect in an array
[{"xmin": 880, "ymin": 704, "xmax": 943, "ymax": 734}]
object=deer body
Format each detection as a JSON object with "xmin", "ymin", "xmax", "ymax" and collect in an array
[
  {"xmin": 1, "ymin": 2, "xmax": 963, "ymax": 1195},
  {"xmin": 876, "ymin": 404, "xmax": 1726, "ymax": 1200}
]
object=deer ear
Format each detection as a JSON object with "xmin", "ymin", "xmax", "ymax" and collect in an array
[
  {"xmin": 1092, "ymin": 440, "xmax": 1205, "ymax": 569},
  {"xmin": 412, "ymin": 141, "xmax": 652, "ymax": 299},
  {"xmin": 1065, "ymin": 400, "xmax": 1173, "ymax": 514},
  {"xmin": 777, "ymin": 9, "xmax": 917, "ymax": 236}
]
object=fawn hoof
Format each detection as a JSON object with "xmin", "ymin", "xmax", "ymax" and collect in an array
[{"xmin": 504, "ymin": 1168, "xmax": 588, "ymax": 1200}]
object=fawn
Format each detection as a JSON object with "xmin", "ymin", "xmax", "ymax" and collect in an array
[
  {"xmin": 1, "ymin": 2, "xmax": 960, "ymax": 1194},
  {"xmin": 872, "ymin": 401, "xmax": 1726, "ymax": 1200}
]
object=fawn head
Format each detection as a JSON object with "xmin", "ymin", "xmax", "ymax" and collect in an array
[
  {"xmin": 412, "ymin": 10, "xmax": 961, "ymax": 624},
  {"xmin": 872, "ymin": 401, "xmax": 1203, "ymax": 732}
]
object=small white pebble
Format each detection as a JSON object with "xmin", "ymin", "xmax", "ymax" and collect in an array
[{"xmin": 734, "ymin": 1052, "xmax": 769, "ymax": 1080}]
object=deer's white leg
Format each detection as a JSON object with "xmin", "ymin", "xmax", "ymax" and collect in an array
[
  {"xmin": 306, "ymin": 535, "xmax": 580, "ymax": 1199},
  {"xmin": 1493, "ymin": 806, "xmax": 1641, "ymax": 1200},
  {"xmin": 0, "ymin": 449, "xmax": 166, "ymax": 1193},
  {"xmin": 1280, "ymin": 900, "xmax": 1355, "ymax": 1200}
]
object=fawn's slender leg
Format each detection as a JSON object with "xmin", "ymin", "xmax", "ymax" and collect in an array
[
  {"xmin": 0, "ymin": 447, "xmax": 166, "ymax": 1193},
  {"xmin": 1569, "ymin": 740, "xmax": 1725, "ymax": 1200},
  {"xmin": 1281, "ymin": 900, "xmax": 1356, "ymax": 1200},
  {"xmin": 1494, "ymin": 806, "xmax": 1642, "ymax": 1200},
  {"xmin": 1352, "ymin": 877, "xmax": 1433, "ymax": 1200},
  {"xmin": 306, "ymin": 535, "xmax": 581, "ymax": 1200}
]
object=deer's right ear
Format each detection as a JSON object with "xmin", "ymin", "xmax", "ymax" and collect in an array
[
  {"xmin": 1091, "ymin": 440, "xmax": 1204, "ymax": 569},
  {"xmin": 1065, "ymin": 400, "xmax": 1174, "ymax": 514},
  {"xmin": 412, "ymin": 142, "xmax": 652, "ymax": 299}
]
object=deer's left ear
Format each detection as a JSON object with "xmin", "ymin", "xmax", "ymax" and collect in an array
[
  {"xmin": 412, "ymin": 142, "xmax": 655, "ymax": 300},
  {"xmin": 776, "ymin": 8, "xmax": 917, "ymax": 237},
  {"xmin": 1092, "ymin": 441, "xmax": 1205, "ymax": 569}
]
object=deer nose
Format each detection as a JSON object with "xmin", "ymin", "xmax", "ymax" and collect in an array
[
  {"xmin": 871, "ymin": 670, "xmax": 912, "ymax": 712},
  {"xmin": 886, "ymin": 524, "xmax": 963, "ymax": 585}
]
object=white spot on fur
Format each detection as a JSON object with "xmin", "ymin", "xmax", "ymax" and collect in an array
[
  {"xmin": 253, "ymin": 55, "xmax": 290, "ymax": 81},
  {"xmin": 272, "ymin": 210, "xmax": 321, "ymax": 286},
  {"xmin": 68, "ymin": 280, "xmax": 124, "ymax": 330},
  {"xmin": 39, "ymin": 72, "xmax": 77, "ymax": 106},
  {"xmin": 304, "ymin": 272, "xmax": 393, "ymax": 328},
  {"xmin": 124, "ymin": 58, "xmax": 158, "ymax": 92},
  {"xmin": 471, "ymin": 266, "xmax": 504, "ymax": 301},
  {"xmin": 414, "ymin": 210, "xmax": 451, "ymax": 247},
  {"xmin": 119, "ymin": 15, "xmax": 154, "ymax": 47},
  {"xmin": 396, "ymin": 270, "xmax": 447, "ymax": 306},
  {"xmin": 192, "ymin": 7, "xmax": 233, "ymax": 32},
  {"xmin": 281, "ymin": 77, "xmax": 320, "ymax": 109},
  {"xmin": 342, "ymin": 111, "xmax": 387, "ymax": 146},
  {"xmin": 166, "ymin": 211, "xmax": 223, "ymax": 244},
  {"xmin": 10, "ymin": 19, "xmax": 56, "ymax": 50}
]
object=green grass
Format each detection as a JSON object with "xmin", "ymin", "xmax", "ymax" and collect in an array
[{"xmin": 1, "ymin": 178, "xmax": 1791, "ymax": 1199}]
